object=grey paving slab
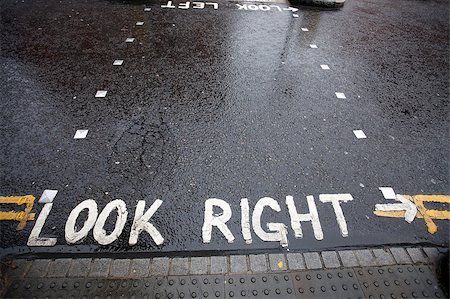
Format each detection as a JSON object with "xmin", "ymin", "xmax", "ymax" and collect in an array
[
  {"xmin": 354, "ymin": 249, "xmax": 377, "ymax": 266},
  {"xmin": 47, "ymin": 258, "xmax": 71, "ymax": 277},
  {"xmin": 249, "ymin": 254, "xmax": 267, "ymax": 273},
  {"xmin": 109, "ymin": 259, "xmax": 131, "ymax": 278},
  {"xmin": 437, "ymin": 247, "xmax": 449, "ymax": 254},
  {"xmin": 338, "ymin": 250, "xmax": 359, "ymax": 267},
  {"xmin": 287, "ymin": 253, "xmax": 305, "ymax": 270},
  {"xmin": 150, "ymin": 257, "xmax": 169, "ymax": 276},
  {"xmin": 422, "ymin": 247, "xmax": 440, "ymax": 263},
  {"xmin": 26, "ymin": 259, "xmax": 50, "ymax": 278},
  {"xmin": 130, "ymin": 259, "xmax": 151, "ymax": 278},
  {"xmin": 268, "ymin": 253, "xmax": 286, "ymax": 271},
  {"xmin": 170, "ymin": 257, "xmax": 189, "ymax": 275},
  {"xmin": 67, "ymin": 258, "xmax": 92, "ymax": 277},
  {"xmin": 190, "ymin": 257, "xmax": 208, "ymax": 274},
  {"xmin": 372, "ymin": 248, "xmax": 396, "ymax": 266},
  {"xmin": 210, "ymin": 256, "xmax": 227, "ymax": 274},
  {"xmin": 88, "ymin": 258, "xmax": 111, "ymax": 278},
  {"xmin": 406, "ymin": 247, "xmax": 428, "ymax": 264},
  {"xmin": 390, "ymin": 247, "xmax": 413, "ymax": 264},
  {"xmin": 321, "ymin": 251, "xmax": 341, "ymax": 268},
  {"xmin": 230, "ymin": 255, "xmax": 247, "ymax": 273},
  {"xmin": 304, "ymin": 252, "xmax": 322, "ymax": 269},
  {"xmin": 6, "ymin": 260, "xmax": 31, "ymax": 278}
]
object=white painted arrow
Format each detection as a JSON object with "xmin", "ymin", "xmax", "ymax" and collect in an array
[
  {"xmin": 283, "ymin": 7, "xmax": 299, "ymax": 12},
  {"xmin": 375, "ymin": 194, "xmax": 417, "ymax": 223}
]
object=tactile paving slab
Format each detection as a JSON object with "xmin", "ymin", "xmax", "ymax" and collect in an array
[
  {"xmin": 224, "ymin": 273, "xmax": 295, "ymax": 298},
  {"xmin": 413, "ymin": 265, "xmax": 446, "ymax": 298},
  {"xmin": 4, "ymin": 267, "xmax": 447, "ymax": 298},
  {"xmin": 5, "ymin": 278, "xmax": 158, "ymax": 299},
  {"xmin": 355, "ymin": 264, "xmax": 446, "ymax": 299},
  {"xmin": 153, "ymin": 275, "xmax": 225, "ymax": 299},
  {"xmin": 291, "ymin": 268, "xmax": 364, "ymax": 298},
  {"xmin": 6, "ymin": 277, "xmax": 85, "ymax": 298}
]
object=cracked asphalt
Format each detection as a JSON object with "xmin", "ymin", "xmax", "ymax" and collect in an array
[{"xmin": 0, "ymin": 0, "xmax": 448, "ymax": 256}]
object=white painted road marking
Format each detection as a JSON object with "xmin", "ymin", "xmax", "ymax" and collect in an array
[
  {"xmin": 310, "ymin": 44, "xmax": 318, "ymax": 49},
  {"xmin": 202, "ymin": 198, "xmax": 235, "ymax": 243},
  {"xmin": 27, "ymin": 203, "xmax": 56, "ymax": 246},
  {"xmin": 286, "ymin": 195, "xmax": 323, "ymax": 241},
  {"xmin": 74, "ymin": 129, "xmax": 88, "ymax": 139},
  {"xmin": 301, "ymin": 28, "xmax": 309, "ymax": 32},
  {"xmin": 253, "ymin": 197, "xmax": 288, "ymax": 247},
  {"xmin": 129, "ymin": 200, "xmax": 164, "ymax": 246},
  {"xmin": 375, "ymin": 194, "xmax": 417, "ymax": 223},
  {"xmin": 353, "ymin": 130, "xmax": 367, "ymax": 139},
  {"xmin": 240, "ymin": 198, "xmax": 252, "ymax": 244},
  {"xmin": 193, "ymin": 2, "xmax": 205, "ymax": 9},
  {"xmin": 20, "ymin": 192, "xmax": 449, "ymax": 248},
  {"xmin": 202, "ymin": 195, "xmax": 353, "ymax": 246},
  {"xmin": 93, "ymin": 199, "xmax": 128, "ymax": 245},
  {"xmin": 95, "ymin": 90, "xmax": 107, "ymax": 98},
  {"xmin": 335, "ymin": 92, "xmax": 346, "ymax": 99},
  {"xmin": 162, "ymin": 1, "xmax": 218, "ymax": 9},
  {"xmin": 136, "ymin": 21, "xmax": 144, "ymax": 26},
  {"xmin": 206, "ymin": 2, "xmax": 218, "ymax": 8},
  {"xmin": 65, "ymin": 199, "xmax": 98, "ymax": 244},
  {"xmin": 320, "ymin": 64, "xmax": 330, "ymax": 70},
  {"xmin": 113, "ymin": 60, "xmax": 124, "ymax": 66},
  {"xmin": 161, "ymin": 1, "xmax": 175, "ymax": 8},
  {"xmin": 144, "ymin": 7, "xmax": 151, "ymax": 11},
  {"xmin": 28, "ymin": 192, "xmax": 443, "ymax": 247},
  {"xmin": 125, "ymin": 38, "xmax": 135, "ymax": 43},
  {"xmin": 379, "ymin": 187, "xmax": 396, "ymax": 200},
  {"xmin": 24, "ymin": 195, "xmax": 356, "ymax": 247},
  {"xmin": 38, "ymin": 190, "xmax": 58, "ymax": 203},
  {"xmin": 179, "ymin": 2, "xmax": 189, "ymax": 9},
  {"xmin": 283, "ymin": 7, "xmax": 298, "ymax": 12},
  {"xmin": 236, "ymin": 4, "xmax": 297, "ymax": 12},
  {"xmin": 319, "ymin": 194, "xmax": 353, "ymax": 237}
]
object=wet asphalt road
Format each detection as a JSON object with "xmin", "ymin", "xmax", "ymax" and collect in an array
[{"xmin": 1, "ymin": 0, "xmax": 448, "ymax": 257}]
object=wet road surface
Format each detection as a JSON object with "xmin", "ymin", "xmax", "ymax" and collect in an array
[{"xmin": 0, "ymin": 0, "xmax": 448, "ymax": 257}]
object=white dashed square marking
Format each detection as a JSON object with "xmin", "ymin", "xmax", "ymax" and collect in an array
[
  {"xmin": 39, "ymin": 190, "xmax": 58, "ymax": 203},
  {"xmin": 144, "ymin": 7, "xmax": 151, "ymax": 11},
  {"xmin": 301, "ymin": 28, "xmax": 309, "ymax": 31},
  {"xmin": 379, "ymin": 187, "xmax": 396, "ymax": 200},
  {"xmin": 335, "ymin": 92, "xmax": 346, "ymax": 99},
  {"xmin": 353, "ymin": 130, "xmax": 367, "ymax": 139},
  {"xmin": 125, "ymin": 38, "xmax": 135, "ymax": 43},
  {"xmin": 310, "ymin": 44, "xmax": 318, "ymax": 48},
  {"xmin": 320, "ymin": 64, "xmax": 330, "ymax": 70},
  {"xmin": 95, "ymin": 90, "xmax": 107, "ymax": 98},
  {"xmin": 113, "ymin": 60, "xmax": 123, "ymax": 66},
  {"xmin": 136, "ymin": 21, "xmax": 144, "ymax": 26},
  {"xmin": 74, "ymin": 129, "xmax": 89, "ymax": 139}
]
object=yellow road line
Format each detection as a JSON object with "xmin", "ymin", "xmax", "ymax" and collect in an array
[
  {"xmin": 413, "ymin": 195, "xmax": 449, "ymax": 234},
  {"xmin": 414, "ymin": 195, "xmax": 450, "ymax": 203},
  {"xmin": 0, "ymin": 195, "xmax": 36, "ymax": 231}
]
